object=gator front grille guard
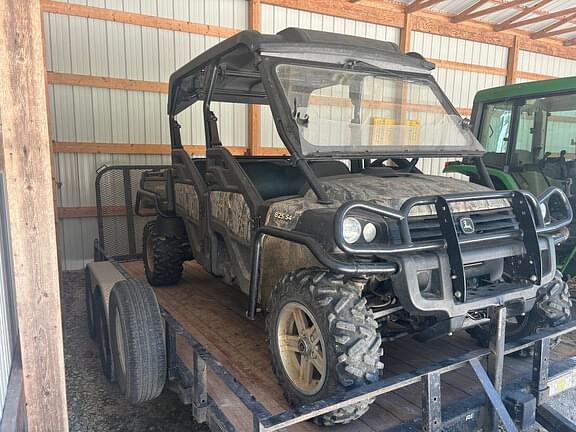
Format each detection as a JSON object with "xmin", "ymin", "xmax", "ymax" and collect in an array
[{"xmin": 333, "ymin": 187, "xmax": 573, "ymax": 303}]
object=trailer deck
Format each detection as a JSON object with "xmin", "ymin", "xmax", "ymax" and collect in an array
[{"xmin": 119, "ymin": 259, "xmax": 576, "ymax": 432}]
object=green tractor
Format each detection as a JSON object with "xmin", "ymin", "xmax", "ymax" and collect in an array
[{"xmin": 446, "ymin": 76, "xmax": 576, "ymax": 275}]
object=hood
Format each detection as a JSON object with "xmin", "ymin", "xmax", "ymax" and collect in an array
[{"xmin": 304, "ymin": 174, "xmax": 509, "ymax": 217}]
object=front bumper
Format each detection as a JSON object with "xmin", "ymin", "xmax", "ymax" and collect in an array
[{"xmin": 332, "ymin": 187, "xmax": 572, "ymax": 323}]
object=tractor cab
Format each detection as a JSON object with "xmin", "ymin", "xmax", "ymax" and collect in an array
[{"xmin": 446, "ymin": 76, "xmax": 576, "ymax": 271}]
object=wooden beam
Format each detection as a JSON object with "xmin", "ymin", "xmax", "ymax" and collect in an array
[
  {"xmin": 453, "ymin": 0, "xmax": 534, "ymax": 24},
  {"xmin": 516, "ymin": 70, "xmax": 554, "ymax": 81},
  {"xmin": 506, "ymin": 36, "xmax": 520, "ymax": 85},
  {"xmin": 0, "ymin": 0, "xmax": 68, "ymax": 430},
  {"xmin": 47, "ymin": 72, "xmax": 167, "ymax": 93},
  {"xmin": 261, "ymin": 0, "xmax": 404, "ymax": 28},
  {"xmin": 412, "ymin": 13, "xmax": 515, "ymax": 48},
  {"xmin": 531, "ymin": 13, "xmax": 576, "ymax": 39},
  {"xmin": 406, "ymin": 0, "xmax": 445, "ymax": 14},
  {"xmin": 400, "ymin": 13, "xmax": 413, "ymax": 53},
  {"xmin": 499, "ymin": 6, "xmax": 576, "ymax": 31},
  {"xmin": 248, "ymin": 0, "xmax": 261, "ymax": 156},
  {"xmin": 494, "ymin": 0, "xmax": 554, "ymax": 31},
  {"xmin": 431, "ymin": 58, "xmax": 507, "ymax": 76},
  {"xmin": 51, "ymin": 141, "xmax": 290, "ymax": 156},
  {"xmin": 41, "ymin": 0, "xmax": 238, "ymax": 38},
  {"xmin": 565, "ymin": 38, "xmax": 576, "ymax": 47}
]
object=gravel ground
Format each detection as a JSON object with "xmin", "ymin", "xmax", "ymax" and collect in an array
[
  {"xmin": 61, "ymin": 270, "xmax": 576, "ymax": 431},
  {"xmin": 62, "ymin": 270, "xmax": 208, "ymax": 432}
]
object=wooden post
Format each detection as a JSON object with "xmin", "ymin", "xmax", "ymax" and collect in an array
[
  {"xmin": 0, "ymin": 0, "xmax": 68, "ymax": 430},
  {"xmin": 248, "ymin": 0, "xmax": 261, "ymax": 156},
  {"xmin": 400, "ymin": 13, "xmax": 413, "ymax": 54},
  {"xmin": 506, "ymin": 36, "xmax": 520, "ymax": 85}
]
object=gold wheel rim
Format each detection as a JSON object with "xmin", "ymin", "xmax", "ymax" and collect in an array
[{"xmin": 276, "ymin": 302, "xmax": 326, "ymax": 395}]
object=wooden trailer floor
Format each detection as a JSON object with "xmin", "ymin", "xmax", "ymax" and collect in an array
[{"xmin": 122, "ymin": 261, "xmax": 576, "ymax": 431}]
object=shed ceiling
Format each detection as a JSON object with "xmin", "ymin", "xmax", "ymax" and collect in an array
[{"xmin": 352, "ymin": 0, "xmax": 576, "ymax": 45}]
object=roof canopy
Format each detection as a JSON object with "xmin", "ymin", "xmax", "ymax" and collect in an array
[
  {"xmin": 474, "ymin": 75, "xmax": 576, "ymax": 104},
  {"xmin": 167, "ymin": 28, "xmax": 435, "ymax": 116}
]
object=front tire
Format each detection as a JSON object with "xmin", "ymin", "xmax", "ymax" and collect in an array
[
  {"xmin": 468, "ymin": 272, "xmax": 572, "ymax": 348},
  {"xmin": 266, "ymin": 269, "xmax": 383, "ymax": 426}
]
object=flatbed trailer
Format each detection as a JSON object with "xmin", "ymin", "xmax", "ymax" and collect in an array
[{"xmin": 86, "ymin": 165, "xmax": 576, "ymax": 432}]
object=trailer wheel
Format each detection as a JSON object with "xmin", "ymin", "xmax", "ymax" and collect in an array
[
  {"xmin": 266, "ymin": 268, "xmax": 383, "ymax": 426},
  {"xmin": 94, "ymin": 289, "xmax": 115, "ymax": 382},
  {"xmin": 109, "ymin": 279, "xmax": 167, "ymax": 403},
  {"xmin": 85, "ymin": 266, "xmax": 97, "ymax": 341},
  {"xmin": 143, "ymin": 221, "xmax": 187, "ymax": 286},
  {"xmin": 468, "ymin": 272, "xmax": 572, "ymax": 348}
]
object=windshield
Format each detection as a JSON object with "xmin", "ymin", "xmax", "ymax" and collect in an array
[{"xmin": 275, "ymin": 64, "xmax": 484, "ymax": 157}]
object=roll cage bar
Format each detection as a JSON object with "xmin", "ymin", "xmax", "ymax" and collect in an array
[{"xmin": 168, "ymin": 29, "xmax": 496, "ymax": 203}]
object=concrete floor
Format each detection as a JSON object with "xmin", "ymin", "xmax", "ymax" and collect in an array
[{"xmin": 62, "ymin": 270, "xmax": 576, "ymax": 431}]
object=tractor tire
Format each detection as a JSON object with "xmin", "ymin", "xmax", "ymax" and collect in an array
[
  {"xmin": 143, "ymin": 220, "xmax": 187, "ymax": 286},
  {"xmin": 85, "ymin": 266, "xmax": 97, "ymax": 341},
  {"xmin": 266, "ymin": 268, "xmax": 383, "ymax": 426},
  {"xmin": 109, "ymin": 279, "xmax": 167, "ymax": 403},
  {"xmin": 468, "ymin": 272, "xmax": 572, "ymax": 348},
  {"xmin": 94, "ymin": 289, "xmax": 115, "ymax": 382}
]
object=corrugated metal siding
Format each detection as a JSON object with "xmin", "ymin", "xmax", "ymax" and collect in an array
[
  {"xmin": 45, "ymin": 0, "xmax": 248, "ymax": 270},
  {"xmin": 0, "ymin": 174, "xmax": 17, "ymax": 423},
  {"xmin": 518, "ymin": 50, "xmax": 576, "ymax": 77}
]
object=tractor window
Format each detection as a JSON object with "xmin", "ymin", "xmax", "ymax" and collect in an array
[
  {"xmin": 478, "ymin": 102, "xmax": 512, "ymax": 155},
  {"xmin": 514, "ymin": 93, "xmax": 576, "ymax": 166}
]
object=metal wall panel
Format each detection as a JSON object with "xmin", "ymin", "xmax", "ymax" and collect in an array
[
  {"xmin": 518, "ymin": 50, "xmax": 576, "ymax": 77},
  {"xmin": 45, "ymin": 1, "xmax": 248, "ymax": 269},
  {"xmin": 0, "ymin": 174, "xmax": 17, "ymax": 423}
]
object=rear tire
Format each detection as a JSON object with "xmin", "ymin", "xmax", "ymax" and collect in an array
[
  {"xmin": 143, "ymin": 220, "xmax": 187, "ymax": 286},
  {"xmin": 94, "ymin": 289, "xmax": 115, "ymax": 382},
  {"xmin": 109, "ymin": 279, "xmax": 167, "ymax": 403},
  {"xmin": 468, "ymin": 272, "xmax": 572, "ymax": 348},
  {"xmin": 266, "ymin": 268, "xmax": 383, "ymax": 426}
]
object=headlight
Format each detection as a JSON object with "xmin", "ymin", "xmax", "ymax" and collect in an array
[
  {"xmin": 363, "ymin": 222, "xmax": 377, "ymax": 242},
  {"xmin": 342, "ymin": 217, "xmax": 362, "ymax": 243},
  {"xmin": 540, "ymin": 202, "xmax": 548, "ymax": 221}
]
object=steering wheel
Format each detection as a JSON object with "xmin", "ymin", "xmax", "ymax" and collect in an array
[{"xmin": 370, "ymin": 158, "xmax": 419, "ymax": 173}]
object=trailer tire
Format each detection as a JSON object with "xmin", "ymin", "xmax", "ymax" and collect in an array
[
  {"xmin": 85, "ymin": 266, "xmax": 97, "ymax": 341},
  {"xmin": 266, "ymin": 268, "xmax": 383, "ymax": 426},
  {"xmin": 143, "ymin": 220, "xmax": 186, "ymax": 286},
  {"xmin": 109, "ymin": 279, "xmax": 166, "ymax": 403},
  {"xmin": 468, "ymin": 272, "xmax": 572, "ymax": 348},
  {"xmin": 94, "ymin": 289, "xmax": 115, "ymax": 382}
]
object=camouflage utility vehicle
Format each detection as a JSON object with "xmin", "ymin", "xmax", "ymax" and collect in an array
[{"xmin": 136, "ymin": 29, "xmax": 573, "ymax": 425}]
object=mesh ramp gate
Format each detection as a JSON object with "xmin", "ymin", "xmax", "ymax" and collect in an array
[{"xmin": 95, "ymin": 165, "xmax": 169, "ymax": 260}]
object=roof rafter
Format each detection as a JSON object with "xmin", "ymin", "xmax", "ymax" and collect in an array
[
  {"xmin": 406, "ymin": 0, "xmax": 445, "ymax": 14},
  {"xmin": 493, "ymin": 0, "xmax": 553, "ymax": 31},
  {"xmin": 530, "ymin": 12, "xmax": 576, "ymax": 38},
  {"xmin": 500, "ymin": 6, "xmax": 576, "ymax": 30},
  {"xmin": 564, "ymin": 38, "xmax": 576, "ymax": 46},
  {"xmin": 452, "ymin": 0, "xmax": 534, "ymax": 24}
]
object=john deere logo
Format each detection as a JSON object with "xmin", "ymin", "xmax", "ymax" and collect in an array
[{"xmin": 459, "ymin": 217, "xmax": 475, "ymax": 234}]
